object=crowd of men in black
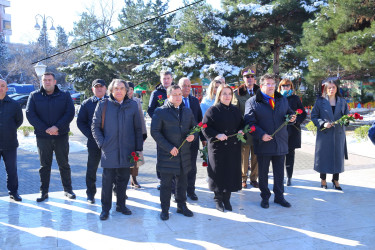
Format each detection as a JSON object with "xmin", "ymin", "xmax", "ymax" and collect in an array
[{"xmin": 1, "ymin": 68, "xmax": 373, "ymax": 221}]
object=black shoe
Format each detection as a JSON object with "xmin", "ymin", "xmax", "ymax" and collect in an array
[
  {"xmin": 9, "ymin": 192, "xmax": 22, "ymax": 202},
  {"xmin": 160, "ymin": 210, "xmax": 169, "ymax": 220},
  {"xmin": 332, "ymin": 181, "xmax": 343, "ymax": 191},
  {"xmin": 287, "ymin": 178, "xmax": 292, "ymax": 186},
  {"xmin": 100, "ymin": 211, "xmax": 109, "ymax": 220},
  {"xmin": 250, "ymin": 181, "xmax": 259, "ymax": 188},
  {"xmin": 177, "ymin": 204, "xmax": 194, "ymax": 217},
  {"xmin": 321, "ymin": 180, "xmax": 328, "ymax": 189},
  {"xmin": 116, "ymin": 206, "xmax": 132, "ymax": 215},
  {"xmin": 64, "ymin": 190, "xmax": 76, "ymax": 199},
  {"xmin": 215, "ymin": 201, "xmax": 224, "ymax": 212},
  {"xmin": 260, "ymin": 199, "xmax": 269, "ymax": 209},
  {"xmin": 274, "ymin": 198, "xmax": 291, "ymax": 208},
  {"xmin": 223, "ymin": 200, "xmax": 232, "ymax": 211},
  {"xmin": 36, "ymin": 192, "xmax": 48, "ymax": 202},
  {"xmin": 187, "ymin": 193, "xmax": 198, "ymax": 201},
  {"xmin": 87, "ymin": 195, "xmax": 95, "ymax": 204},
  {"xmin": 157, "ymin": 184, "xmax": 161, "ymax": 190}
]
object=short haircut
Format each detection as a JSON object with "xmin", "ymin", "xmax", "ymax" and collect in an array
[
  {"xmin": 259, "ymin": 74, "xmax": 275, "ymax": 86},
  {"xmin": 322, "ymin": 80, "xmax": 342, "ymax": 98},
  {"xmin": 160, "ymin": 70, "xmax": 173, "ymax": 78},
  {"xmin": 167, "ymin": 85, "xmax": 181, "ymax": 96},
  {"xmin": 214, "ymin": 84, "xmax": 233, "ymax": 105},
  {"xmin": 43, "ymin": 72, "xmax": 55, "ymax": 79},
  {"xmin": 107, "ymin": 79, "xmax": 129, "ymax": 95},
  {"xmin": 277, "ymin": 79, "xmax": 294, "ymax": 92},
  {"xmin": 178, "ymin": 77, "xmax": 190, "ymax": 86}
]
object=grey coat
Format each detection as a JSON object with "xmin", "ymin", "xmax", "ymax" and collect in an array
[
  {"xmin": 91, "ymin": 95, "xmax": 143, "ymax": 169},
  {"xmin": 151, "ymin": 101, "xmax": 196, "ymax": 175},
  {"xmin": 311, "ymin": 96, "xmax": 348, "ymax": 174}
]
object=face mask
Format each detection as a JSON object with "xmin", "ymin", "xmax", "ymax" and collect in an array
[{"xmin": 281, "ymin": 89, "xmax": 293, "ymax": 97}]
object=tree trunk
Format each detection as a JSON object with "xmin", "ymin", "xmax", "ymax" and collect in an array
[{"xmin": 273, "ymin": 38, "xmax": 280, "ymax": 81}]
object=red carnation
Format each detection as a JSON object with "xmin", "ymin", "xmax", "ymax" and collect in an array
[
  {"xmin": 296, "ymin": 109, "xmax": 303, "ymax": 114},
  {"xmin": 249, "ymin": 125, "xmax": 256, "ymax": 133},
  {"xmin": 354, "ymin": 113, "xmax": 360, "ymax": 119},
  {"xmin": 202, "ymin": 162, "xmax": 208, "ymax": 167},
  {"xmin": 198, "ymin": 122, "xmax": 203, "ymax": 127},
  {"xmin": 359, "ymin": 116, "xmax": 363, "ymax": 120},
  {"xmin": 202, "ymin": 124, "xmax": 207, "ymax": 128},
  {"xmin": 158, "ymin": 95, "xmax": 162, "ymax": 99},
  {"xmin": 134, "ymin": 156, "xmax": 139, "ymax": 162},
  {"xmin": 142, "ymin": 90, "xmax": 146, "ymax": 94},
  {"xmin": 131, "ymin": 152, "xmax": 136, "ymax": 157},
  {"xmin": 348, "ymin": 114, "xmax": 354, "ymax": 117}
]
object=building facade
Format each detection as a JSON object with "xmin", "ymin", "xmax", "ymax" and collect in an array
[{"xmin": 0, "ymin": 0, "xmax": 11, "ymax": 42}]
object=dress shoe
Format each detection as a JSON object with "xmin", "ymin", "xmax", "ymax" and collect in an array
[
  {"xmin": 64, "ymin": 190, "xmax": 76, "ymax": 199},
  {"xmin": 131, "ymin": 177, "xmax": 141, "ymax": 188},
  {"xmin": 87, "ymin": 195, "xmax": 95, "ymax": 204},
  {"xmin": 187, "ymin": 192, "xmax": 198, "ymax": 201},
  {"xmin": 242, "ymin": 181, "xmax": 247, "ymax": 188},
  {"xmin": 116, "ymin": 206, "xmax": 132, "ymax": 215},
  {"xmin": 274, "ymin": 198, "xmax": 291, "ymax": 208},
  {"xmin": 321, "ymin": 180, "xmax": 327, "ymax": 189},
  {"xmin": 287, "ymin": 178, "xmax": 292, "ymax": 186},
  {"xmin": 250, "ymin": 181, "xmax": 259, "ymax": 188},
  {"xmin": 215, "ymin": 201, "xmax": 224, "ymax": 212},
  {"xmin": 36, "ymin": 192, "xmax": 48, "ymax": 202},
  {"xmin": 332, "ymin": 181, "xmax": 343, "ymax": 190},
  {"xmin": 260, "ymin": 199, "xmax": 269, "ymax": 209},
  {"xmin": 9, "ymin": 192, "xmax": 22, "ymax": 202},
  {"xmin": 160, "ymin": 210, "xmax": 169, "ymax": 220},
  {"xmin": 177, "ymin": 204, "xmax": 194, "ymax": 217},
  {"xmin": 223, "ymin": 200, "xmax": 232, "ymax": 211},
  {"xmin": 100, "ymin": 211, "xmax": 109, "ymax": 220}
]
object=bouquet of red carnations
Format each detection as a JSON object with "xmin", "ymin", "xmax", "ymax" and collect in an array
[{"xmin": 320, "ymin": 112, "xmax": 363, "ymax": 131}]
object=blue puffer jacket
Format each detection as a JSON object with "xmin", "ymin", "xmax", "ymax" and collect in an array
[
  {"xmin": 244, "ymin": 90, "xmax": 293, "ymax": 156},
  {"xmin": 0, "ymin": 95, "xmax": 23, "ymax": 150},
  {"xmin": 26, "ymin": 86, "xmax": 75, "ymax": 138}
]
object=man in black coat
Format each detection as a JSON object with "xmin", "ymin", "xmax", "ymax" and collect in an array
[
  {"xmin": 151, "ymin": 85, "xmax": 196, "ymax": 221},
  {"xmin": 147, "ymin": 70, "xmax": 173, "ymax": 118},
  {"xmin": 77, "ymin": 79, "xmax": 107, "ymax": 204},
  {"xmin": 0, "ymin": 79, "xmax": 23, "ymax": 201},
  {"xmin": 26, "ymin": 72, "xmax": 76, "ymax": 202},
  {"xmin": 178, "ymin": 77, "xmax": 206, "ymax": 201},
  {"xmin": 244, "ymin": 74, "xmax": 296, "ymax": 209}
]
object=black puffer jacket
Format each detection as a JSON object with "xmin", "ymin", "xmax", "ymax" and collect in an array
[
  {"xmin": 244, "ymin": 90, "xmax": 293, "ymax": 156},
  {"xmin": 151, "ymin": 101, "xmax": 196, "ymax": 175},
  {"xmin": 147, "ymin": 84, "xmax": 167, "ymax": 118},
  {"xmin": 0, "ymin": 95, "xmax": 23, "ymax": 150}
]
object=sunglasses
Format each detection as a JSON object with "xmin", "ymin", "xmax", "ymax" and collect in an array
[
  {"xmin": 281, "ymin": 84, "xmax": 291, "ymax": 88},
  {"xmin": 245, "ymin": 75, "xmax": 255, "ymax": 79}
]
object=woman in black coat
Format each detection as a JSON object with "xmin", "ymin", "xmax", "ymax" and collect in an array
[
  {"xmin": 277, "ymin": 79, "xmax": 307, "ymax": 186},
  {"xmin": 202, "ymin": 85, "xmax": 244, "ymax": 212}
]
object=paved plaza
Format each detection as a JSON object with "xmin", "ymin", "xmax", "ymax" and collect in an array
[{"xmin": 0, "ymin": 115, "xmax": 375, "ymax": 249}]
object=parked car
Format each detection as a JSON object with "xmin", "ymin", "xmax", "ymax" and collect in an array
[
  {"xmin": 71, "ymin": 93, "xmax": 83, "ymax": 105},
  {"xmin": 8, "ymin": 93, "xmax": 23, "ymax": 98},
  {"xmin": 11, "ymin": 94, "xmax": 29, "ymax": 109}
]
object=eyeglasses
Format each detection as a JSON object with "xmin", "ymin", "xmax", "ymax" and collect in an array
[
  {"xmin": 281, "ymin": 84, "xmax": 291, "ymax": 88},
  {"xmin": 245, "ymin": 75, "xmax": 255, "ymax": 79},
  {"xmin": 262, "ymin": 84, "xmax": 276, "ymax": 87}
]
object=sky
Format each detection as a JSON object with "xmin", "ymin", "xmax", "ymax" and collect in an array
[{"xmin": 7, "ymin": 0, "xmax": 220, "ymax": 45}]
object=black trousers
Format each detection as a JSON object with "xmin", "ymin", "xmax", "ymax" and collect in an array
[
  {"xmin": 320, "ymin": 173, "xmax": 339, "ymax": 181},
  {"xmin": 285, "ymin": 149, "xmax": 295, "ymax": 179},
  {"xmin": 257, "ymin": 155, "xmax": 285, "ymax": 201},
  {"xmin": 101, "ymin": 167, "xmax": 130, "ymax": 212},
  {"xmin": 86, "ymin": 146, "xmax": 101, "ymax": 197},
  {"xmin": 160, "ymin": 169, "xmax": 187, "ymax": 212},
  {"xmin": 0, "ymin": 148, "xmax": 18, "ymax": 194},
  {"xmin": 187, "ymin": 142, "xmax": 199, "ymax": 195},
  {"xmin": 36, "ymin": 135, "xmax": 72, "ymax": 193}
]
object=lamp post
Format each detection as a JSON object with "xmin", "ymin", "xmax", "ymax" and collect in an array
[
  {"xmin": 34, "ymin": 62, "xmax": 47, "ymax": 88},
  {"xmin": 34, "ymin": 14, "xmax": 55, "ymax": 59}
]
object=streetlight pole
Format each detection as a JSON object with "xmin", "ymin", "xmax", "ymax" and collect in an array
[{"xmin": 34, "ymin": 14, "xmax": 55, "ymax": 59}]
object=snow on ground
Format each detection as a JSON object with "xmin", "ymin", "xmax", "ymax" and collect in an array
[{"xmin": 18, "ymin": 132, "xmax": 86, "ymax": 153}]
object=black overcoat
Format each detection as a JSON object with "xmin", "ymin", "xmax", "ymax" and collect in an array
[
  {"xmin": 286, "ymin": 94, "xmax": 307, "ymax": 150},
  {"xmin": 202, "ymin": 102, "xmax": 243, "ymax": 193},
  {"xmin": 151, "ymin": 101, "xmax": 196, "ymax": 175}
]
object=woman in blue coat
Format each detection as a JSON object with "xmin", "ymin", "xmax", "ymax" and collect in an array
[{"xmin": 311, "ymin": 81, "xmax": 348, "ymax": 190}]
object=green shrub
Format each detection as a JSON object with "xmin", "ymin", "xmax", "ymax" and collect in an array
[
  {"xmin": 354, "ymin": 125, "xmax": 370, "ymax": 142},
  {"xmin": 142, "ymin": 92, "xmax": 151, "ymax": 111},
  {"xmin": 18, "ymin": 126, "xmax": 34, "ymax": 136},
  {"xmin": 305, "ymin": 121, "xmax": 317, "ymax": 135}
]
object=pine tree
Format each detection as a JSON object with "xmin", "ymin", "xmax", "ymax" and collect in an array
[{"xmin": 56, "ymin": 26, "xmax": 69, "ymax": 50}]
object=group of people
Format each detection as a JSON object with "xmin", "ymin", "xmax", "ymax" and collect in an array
[{"xmin": 0, "ymin": 67, "xmax": 366, "ymax": 221}]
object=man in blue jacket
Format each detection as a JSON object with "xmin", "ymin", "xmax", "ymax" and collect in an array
[
  {"xmin": 26, "ymin": 72, "xmax": 76, "ymax": 202},
  {"xmin": 0, "ymin": 79, "xmax": 23, "ymax": 201},
  {"xmin": 178, "ymin": 77, "xmax": 206, "ymax": 201},
  {"xmin": 245, "ymin": 74, "xmax": 296, "ymax": 209},
  {"xmin": 77, "ymin": 79, "xmax": 107, "ymax": 204}
]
